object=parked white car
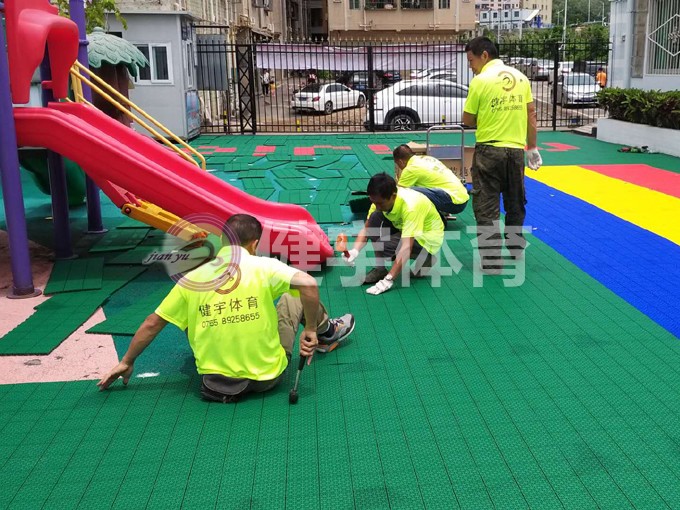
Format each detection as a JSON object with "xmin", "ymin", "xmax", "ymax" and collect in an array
[
  {"xmin": 291, "ymin": 83, "xmax": 366, "ymax": 114},
  {"xmin": 368, "ymin": 79, "xmax": 468, "ymax": 131},
  {"xmin": 548, "ymin": 61, "xmax": 575, "ymax": 83},
  {"xmin": 424, "ymin": 70, "xmax": 458, "ymax": 83},
  {"xmin": 409, "ymin": 68, "xmax": 447, "ymax": 79},
  {"xmin": 554, "ymin": 73, "xmax": 600, "ymax": 107}
]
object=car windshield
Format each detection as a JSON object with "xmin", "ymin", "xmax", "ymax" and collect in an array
[
  {"xmin": 301, "ymin": 84, "xmax": 322, "ymax": 93},
  {"xmin": 565, "ymin": 75, "xmax": 595, "ymax": 86},
  {"xmin": 536, "ymin": 60, "xmax": 554, "ymax": 68}
]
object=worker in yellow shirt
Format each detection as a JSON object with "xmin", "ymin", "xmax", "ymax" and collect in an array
[
  {"xmin": 596, "ymin": 67, "xmax": 607, "ymax": 88},
  {"xmin": 344, "ymin": 173, "xmax": 444, "ymax": 294},
  {"xmin": 393, "ymin": 144, "xmax": 469, "ymax": 216},
  {"xmin": 462, "ymin": 36, "xmax": 542, "ymax": 274},
  {"xmin": 98, "ymin": 214, "xmax": 355, "ymax": 403}
]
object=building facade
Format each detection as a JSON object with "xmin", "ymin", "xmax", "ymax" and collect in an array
[
  {"xmin": 115, "ymin": 0, "xmax": 288, "ymax": 42},
  {"xmin": 475, "ymin": 0, "xmax": 551, "ymax": 30},
  {"xmin": 326, "ymin": 0, "xmax": 477, "ymax": 41},
  {"xmin": 609, "ymin": 0, "xmax": 680, "ymax": 91}
]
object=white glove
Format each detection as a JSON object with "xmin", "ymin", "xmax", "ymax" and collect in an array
[
  {"xmin": 366, "ymin": 277, "xmax": 394, "ymax": 296},
  {"xmin": 526, "ymin": 148, "xmax": 542, "ymax": 171},
  {"xmin": 343, "ymin": 248, "xmax": 359, "ymax": 266}
]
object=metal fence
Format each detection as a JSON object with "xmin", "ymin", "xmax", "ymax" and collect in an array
[{"xmin": 195, "ymin": 36, "xmax": 611, "ymax": 134}]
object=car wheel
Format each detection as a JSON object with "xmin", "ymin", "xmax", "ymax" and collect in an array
[
  {"xmin": 388, "ymin": 112, "xmax": 416, "ymax": 131},
  {"xmin": 356, "ymin": 96, "xmax": 366, "ymax": 108},
  {"xmin": 324, "ymin": 101, "xmax": 333, "ymax": 115}
]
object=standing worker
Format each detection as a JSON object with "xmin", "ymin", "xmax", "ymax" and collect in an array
[
  {"xmin": 596, "ymin": 67, "xmax": 607, "ymax": 88},
  {"xmin": 462, "ymin": 37, "xmax": 542, "ymax": 274}
]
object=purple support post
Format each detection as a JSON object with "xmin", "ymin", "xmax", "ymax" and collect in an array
[
  {"xmin": 0, "ymin": 23, "xmax": 41, "ymax": 298},
  {"xmin": 69, "ymin": 0, "xmax": 106, "ymax": 234},
  {"xmin": 40, "ymin": 55, "xmax": 75, "ymax": 259}
]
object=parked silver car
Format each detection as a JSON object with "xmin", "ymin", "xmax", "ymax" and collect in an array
[
  {"xmin": 554, "ymin": 73, "xmax": 600, "ymax": 107},
  {"xmin": 526, "ymin": 59, "xmax": 555, "ymax": 80}
]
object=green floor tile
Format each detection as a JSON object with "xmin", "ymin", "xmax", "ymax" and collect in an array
[
  {"xmin": 88, "ymin": 228, "xmax": 148, "ymax": 253},
  {"xmin": 304, "ymin": 204, "xmax": 344, "ymax": 223},
  {"xmin": 3, "ymin": 132, "xmax": 680, "ymax": 510},
  {"xmin": 0, "ymin": 267, "xmax": 146, "ymax": 355},
  {"xmin": 44, "ymin": 258, "xmax": 104, "ymax": 295}
]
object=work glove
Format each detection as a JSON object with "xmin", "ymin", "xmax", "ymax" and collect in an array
[
  {"xmin": 366, "ymin": 276, "xmax": 394, "ymax": 296},
  {"xmin": 526, "ymin": 148, "xmax": 543, "ymax": 171},
  {"xmin": 343, "ymin": 248, "xmax": 359, "ymax": 266}
]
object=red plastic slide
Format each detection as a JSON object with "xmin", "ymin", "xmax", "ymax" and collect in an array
[{"xmin": 13, "ymin": 104, "xmax": 333, "ymax": 268}]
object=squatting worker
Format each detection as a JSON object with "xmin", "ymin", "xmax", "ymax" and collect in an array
[
  {"xmin": 462, "ymin": 36, "xmax": 542, "ymax": 274},
  {"xmin": 392, "ymin": 144, "xmax": 469, "ymax": 217},
  {"xmin": 98, "ymin": 214, "xmax": 355, "ymax": 403},
  {"xmin": 343, "ymin": 173, "xmax": 444, "ymax": 295}
]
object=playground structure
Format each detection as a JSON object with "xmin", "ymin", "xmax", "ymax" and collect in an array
[{"xmin": 0, "ymin": 0, "xmax": 333, "ymax": 298}]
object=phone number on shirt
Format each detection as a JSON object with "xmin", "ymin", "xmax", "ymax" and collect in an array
[{"xmin": 202, "ymin": 312, "xmax": 261, "ymax": 328}]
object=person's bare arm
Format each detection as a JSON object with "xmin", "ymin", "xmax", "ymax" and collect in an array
[
  {"xmin": 97, "ymin": 313, "xmax": 168, "ymax": 390},
  {"xmin": 351, "ymin": 224, "xmax": 369, "ymax": 254},
  {"xmin": 526, "ymin": 102, "xmax": 537, "ymax": 149},
  {"xmin": 290, "ymin": 271, "xmax": 320, "ymax": 356},
  {"xmin": 462, "ymin": 112, "xmax": 477, "ymax": 128},
  {"xmin": 388, "ymin": 236, "xmax": 414, "ymax": 279}
]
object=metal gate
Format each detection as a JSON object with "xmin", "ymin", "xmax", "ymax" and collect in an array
[{"xmin": 196, "ymin": 37, "xmax": 611, "ymax": 134}]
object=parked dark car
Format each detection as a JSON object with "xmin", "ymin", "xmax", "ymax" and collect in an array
[
  {"xmin": 380, "ymin": 70, "xmax": 402, "ymax": 85},
  {"xmin": 336, "ymin": 71, "xmax": 384, "ymax": 93}
]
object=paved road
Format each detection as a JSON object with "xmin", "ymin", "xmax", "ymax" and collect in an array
[{"xmin": 240, "ymin": 77, "xmax": 607, "ymax": 133}]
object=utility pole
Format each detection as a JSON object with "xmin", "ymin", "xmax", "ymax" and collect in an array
[
  {"xmin": 588, "ymin": 0, "xmax": 591, "ymax": 22},
  {"xmin": 562, "ymin": 0, "xmax": 568, "ymax": 43}
]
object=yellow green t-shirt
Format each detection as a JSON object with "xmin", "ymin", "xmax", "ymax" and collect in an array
[
  {"xmin": 464, "ymin": 59, "xmax": 533, "ymax": 149},
  {"xmin": 155, "ymin": 245, "xmax": 299, "ymax": 381},
  {"xmin": 398, "ymin": 155, "xmax": 469, "ymax": 205},
  {"xmin": 368, "ymin": 187, "xmax": 444, "ymax": 254}
]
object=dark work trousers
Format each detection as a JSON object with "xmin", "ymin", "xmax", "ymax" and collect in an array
[
  {"xmin": 365, "ymin": 210, "xmax": 428, "ymax": 267},
  {"xmin": 470, "ymin": 144, "xmax": 527, "ymax": 266},
  {"xmin": 412, "ymin": 187, "xmax": 468, "ymax": 215}
]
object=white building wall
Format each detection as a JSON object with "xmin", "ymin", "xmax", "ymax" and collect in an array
[{"xmin": 609, "ymin": 0, "xmax": 680, "ymax": 91}]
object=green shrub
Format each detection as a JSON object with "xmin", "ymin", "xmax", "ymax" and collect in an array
[{"xmin": 597, "ymin": 88, "xmax": 680, "ymax": 130}]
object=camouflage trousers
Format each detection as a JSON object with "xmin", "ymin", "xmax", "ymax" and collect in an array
[{"xmin": 470, "ymin": 144, "xmax": 527, "ymax": 267}]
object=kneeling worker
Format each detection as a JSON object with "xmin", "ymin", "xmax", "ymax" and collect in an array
[
  {"xmin": 98, "ymin": 214, "xmax": 355, "ymax": 402},
  {"xmin": 344, "ymin": 173, "xmax": 445, "ymax": 295},
  {"xmin": 393, "ymin": 144, "xmax": 469, "ymax": 216}
]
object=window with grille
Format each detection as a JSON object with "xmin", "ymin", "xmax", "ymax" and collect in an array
[
  {"xmin": 439, "ymin": 0, "xmax": 450, "ymax": 8},
  {"xmin": 365, "ymin": 0, "xmax": 397, "ymax": 8},
  {"xmin": 646, "ymin": 0, "xmax": 680, "ymax": 74},
  {"xmin": 400, "ymin": 0, "xmax": 434, "ymax": 9},
  {"xmin": 350, "ymin": 0, "xmax": 360, "ymax": 8}
]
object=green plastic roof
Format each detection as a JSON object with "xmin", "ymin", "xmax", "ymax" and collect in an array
[{"xmin": 87, "ymin": 27, "xmax": 149, "ymax": 78}]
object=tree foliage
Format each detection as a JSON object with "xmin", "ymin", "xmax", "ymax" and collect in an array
[
  {"xmin": 55, "ymin": 0, "xmax": 126, "ymax": 33},
  {"xmin": 495, "ymin": 25, "xmax": 610, "ymax": 62},
  {"xmin": 553, "ymin": 0, "xmax": 610, "ymax": 26}
]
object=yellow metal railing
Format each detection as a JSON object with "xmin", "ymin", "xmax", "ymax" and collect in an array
[{"xmin": 69, "ymin": 61, "xmax": 206, "ymax": 170}]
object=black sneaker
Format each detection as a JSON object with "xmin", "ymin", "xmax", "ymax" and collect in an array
[
  {"xmin": 317, "ymin": 314, "xmax": 355, "ymax": 353},
  {"xmin": 363, "ymin": 266, "xmax": 389, "ymax": 285}
]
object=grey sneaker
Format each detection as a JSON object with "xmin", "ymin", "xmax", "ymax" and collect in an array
[
  {"xmin": 316, "ymin": 314, "xmax": 355, "ymax": 353},
  {"xmin": 363, "ymin": 266, "xmax": 389, "ymax": 285}
]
